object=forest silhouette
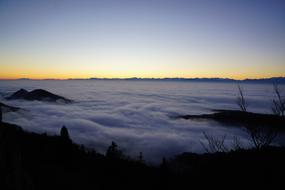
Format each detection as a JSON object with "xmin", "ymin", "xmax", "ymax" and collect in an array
[{"xmin": 0, "ymin": 119, "xmax": 284, "ymax": 189}]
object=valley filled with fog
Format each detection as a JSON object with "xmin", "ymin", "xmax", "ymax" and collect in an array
[{"xmin": 0, "ymin": 80, "xmax": 280, "ymax": 163}]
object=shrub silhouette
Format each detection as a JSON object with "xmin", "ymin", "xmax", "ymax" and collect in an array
[
  {"xmin": 200, "ymin": 132, "xmax": 228, "ymax": 153},
  {"xmin": 60, "ymin": 126, "xmax": 70, "ymax": 139},
  {"xmin": 272, "ymin": 83, "xmax": 285, "ymax": 117},
  {"xmin": 247, "ymin": 126, "xmax": 277, "ymax": 149},
  {"xmin": 60, "ymin": 126, "xmax": 72, "ymax": 145}
]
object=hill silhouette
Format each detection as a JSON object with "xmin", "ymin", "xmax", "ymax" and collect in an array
[
  {"xmin": 6, "ymin": 89, "xmax": 72, "ymax": 103},
  {"xmin": 0, "ymin": 120, "xmax": 284, "ymax": 189},
  {"xmin": 0, "ymin": 102, "xmax": 20, "ymax": 113},
  {"xmin": 178, "ymin": 109, "xmax": 285, "ymax": 132}
]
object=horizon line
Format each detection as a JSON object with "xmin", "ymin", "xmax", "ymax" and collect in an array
[{"xmin": 0, "ymin": 76, "xmax": 285, "ymax": 81}]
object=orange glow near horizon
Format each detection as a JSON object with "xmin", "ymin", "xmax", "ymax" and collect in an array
[
  {"xmin": 0, "ymin": 67, "xmax": 284, "ymax": 81},
  {"xmin": 1, "ymin": 52, "xmax": 284, "ymax": 80}
]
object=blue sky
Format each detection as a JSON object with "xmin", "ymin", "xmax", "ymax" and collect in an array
[{"xmin": 0, "ymin": 0, "xmax": 285, "ymax": 79}]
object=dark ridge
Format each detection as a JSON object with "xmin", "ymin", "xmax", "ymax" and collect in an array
[
  {"xmin": 0, "ymin": 121, "xmax": 284, "ymax": 189},
  {"xmin": 178, "ymin": 110, "xmax": 285, "ymax": 131},
  {"xmin": 0, "ymin": 101, "xmax": 21, "ymax": 113},
  {"xmin": 6, "ymin": 89, "xmax": 72, "ymax": 103},
  {"xmin": 70, "ymin": 76, "xmax": 285, "ymax": 83},
  {"xmin": 7, "ymin": 89, "xmax": 28, "ymax": 100}
]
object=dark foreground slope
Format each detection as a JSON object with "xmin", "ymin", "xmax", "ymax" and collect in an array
[
  {"xmin": 0, "ymin": 121, "xmax": 284, "ymax": 190},
  {"xmin": 169, "ymin": 148, "xmax": 285, "ymax": 189},
  {"xmin": 0, "ymin": 122, "xmax": 161, "ymax": 190}
]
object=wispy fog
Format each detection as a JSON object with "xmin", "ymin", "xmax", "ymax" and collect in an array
[{"xmin": 0, "ymin": 80, "xmax": 278, "ymax": 163}]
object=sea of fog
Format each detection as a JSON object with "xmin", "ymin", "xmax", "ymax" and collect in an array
[{"xmin": 0, "ymin": 80, "xmax": 281, "ymax": 163}]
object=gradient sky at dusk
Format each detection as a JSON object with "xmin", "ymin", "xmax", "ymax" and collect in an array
[{"xmin": 0, "ymin": 0, "xmax": 285, "ymax": 79}]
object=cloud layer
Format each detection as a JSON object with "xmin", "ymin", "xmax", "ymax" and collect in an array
[{"xmin": 0, "ymin": 80, "xmax": 278, "ymax": 163}]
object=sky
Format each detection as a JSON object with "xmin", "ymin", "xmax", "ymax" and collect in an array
[{"xmin": 0, "ymin": 0, "xmax": 285, "ymax": 79}]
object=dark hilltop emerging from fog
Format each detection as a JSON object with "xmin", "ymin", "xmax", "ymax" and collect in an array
[
  {"xmin": 0, "ymin": 101, "xmax": 20, "ymax": 113},
  {"xmin": 178, "ymin": 109, "xmax": 285, "ymax": 131},
  {"xmin": 6, "ymin": 89, "xmax": 73, "ymax": 103}
]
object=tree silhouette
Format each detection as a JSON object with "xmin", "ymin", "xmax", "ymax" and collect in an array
[
  {"xmin": 272, "ymin": 83, "xmax": 285, "ymax": 117},
  {"xmin": 200, "ymin": 132, "xmax": 228, "ymax": 153},
  {"xmin": 106, "ymin": 141, "xmax": 124, "ymax": 159},
  {"xmin": 236, "ymin": 85, "xmax": 248, "ymax": 112},
  {"xmin": 247, "ymin": 126, "xmax": 277, "ymax": 149},
  {"xmin": 60, "ymin": 126, "xmax": 71, "ymax": 143}
]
